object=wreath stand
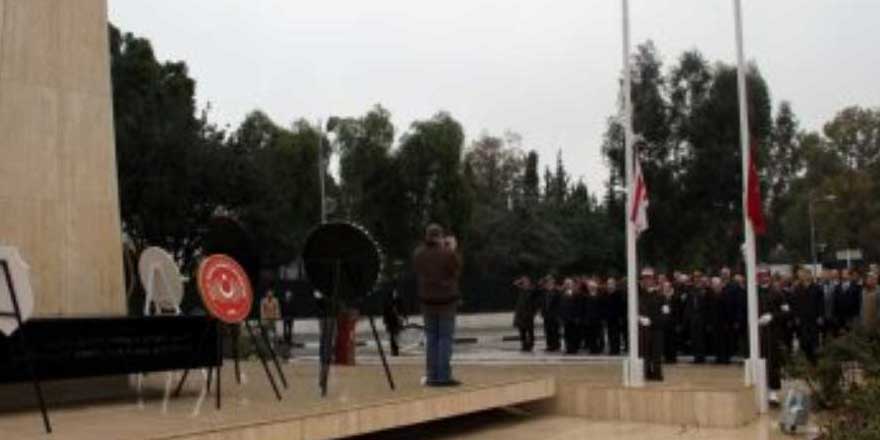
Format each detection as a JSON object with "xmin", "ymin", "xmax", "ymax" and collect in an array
[{"xmin": 0, "ymin": 260, "xmax": 51, "ymax": 433}]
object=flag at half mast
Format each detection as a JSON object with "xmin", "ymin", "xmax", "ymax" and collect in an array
[{"xmin": 630, "ymin": 157, "xmax": 648, "ymax": 235}]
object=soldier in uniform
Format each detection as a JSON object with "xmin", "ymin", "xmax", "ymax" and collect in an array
[
  {"xmin": 540, "ymin": 274, "xmax": 562, "ymax": 352},
  {"xmin": 757, "ymin": 267, "xmax": 785, "ymax": 405},
  {"xmin": 638, "ymin": 268, "xmax": 665, "ymax": 381}
]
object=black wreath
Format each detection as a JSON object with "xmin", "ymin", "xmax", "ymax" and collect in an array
[{"xmin": 302, "ymin": 222, "xmax": 383, "ymax": 305}]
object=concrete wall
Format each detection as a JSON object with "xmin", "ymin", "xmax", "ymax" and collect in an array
[{"xmin": 0, "ymin": 0, "xmax": 125, "ymax": 316}]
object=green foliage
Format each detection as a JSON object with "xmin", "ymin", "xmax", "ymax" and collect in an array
[
  {"xmin": 110, "ymin": 25, "xmax": 228, "ymax": 270},
  {"xmin": 602, "ymin": 42, "xmax": 773, "ymax": 269},
  {"xmin": 773, "ymin": 106, "xmax": 880, "ymax": 263},
  {"xmin": 111, "ymin": 22, "xmax": 876, "ymax": 313},
  {"xmin": 786, "ymin": 328, "xmax": 880, "ymax": 439},
  {"xmin": 111, "ymin": 25, "xmax": 330, "ymax": 275}
]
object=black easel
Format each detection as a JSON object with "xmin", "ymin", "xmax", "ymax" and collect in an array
[
  {"xmin": 174, "ymin": 318, "xmax": 286, "ymax": 405},
  {"xmin": 316, "ymin": 260, "xmax": 395, "ymax": 397},
  {"xmin": 1, "ymin": 260, "xmax": 51, "ymax": 434}
]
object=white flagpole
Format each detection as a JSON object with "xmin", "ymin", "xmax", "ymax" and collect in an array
[
  {"xmin": 622, "ymin": 0, "xmax": 643, "ymax": 387},
  {"xmin": 733, "ymin": 0, "xmax": 766, "ymax": 412}
]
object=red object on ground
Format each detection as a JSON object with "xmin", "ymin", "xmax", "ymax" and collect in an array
[
  {"xmin": 198, "ymin": 254, "xmax": 254, "ymax": 324},
  {"xmin": 334, "ymin": 309, "xmax": 359, "ymax": 365}
]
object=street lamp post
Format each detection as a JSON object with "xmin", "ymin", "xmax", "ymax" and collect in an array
[{"xmin": 809, "ymin": 193, "xmax": 837, "ymax": 276}]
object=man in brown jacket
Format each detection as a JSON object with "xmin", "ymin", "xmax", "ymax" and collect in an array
[{"xmin": 414, "ymin": 224, "xmax": 462, "ymax": 386}]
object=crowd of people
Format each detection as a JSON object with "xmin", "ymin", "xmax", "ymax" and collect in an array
[{"xmin": 513, "ymin": 266, "xmax": 880, "ymax": 395}]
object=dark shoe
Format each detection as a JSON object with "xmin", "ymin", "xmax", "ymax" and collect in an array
[{"xmin": 430, "ymin": 379, "xmax": 461, "ymax": 387}]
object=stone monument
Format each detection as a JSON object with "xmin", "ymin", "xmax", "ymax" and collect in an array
[{"xmin": 0, "ymin": 0, "xmax": 124, "ymax": 317}]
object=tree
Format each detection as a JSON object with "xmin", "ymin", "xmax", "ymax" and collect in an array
[
  {"xmin": 330, "ymin": 104, "xmax": 395, "ymax": 223},
  {"xmin": 463, "ymin": 133, "xmax": 524, "ymax": 208},
  {"xmin": 232, "ymin": 117, "xmax": 327, "ymax": 268},
  {"xmin": 824, "ymin": 106, "xmax": 880, "ymax": 171},
  {"xmin": 521, "ymin": 150, "xmax": 540, "ymax": 206},
  {"xmin": 395, "ymin": 112, "xmax": 472, "ymax": 245},
  {"xmin": 602, "ymin": 42, "xmax": 774, "ymax": 268},
  {"xmin": 110, "ymin": 24, "xmax": 228, "ymax": 270}
]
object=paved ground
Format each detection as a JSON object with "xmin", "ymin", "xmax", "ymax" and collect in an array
[
  {"xmin": 352, "ymin": 409, "xmax": 817, "ymax": 440},
  {"xmin": 271, "ymin": 312, "xmax": 740, "ymax": 366}
]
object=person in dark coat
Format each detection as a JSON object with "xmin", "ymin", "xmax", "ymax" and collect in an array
[
  {"xmin": 660, "ymin": 280, "xmax": 679, "ymax": 363},
  {"xmin": 604, "ymin": 277, "xmax": 625, "ymax": 355},
  {"xmin": 539, "ymin": 274, "xmax": 562, "ymax": 352},
  {"xmin": 560, "ymin": 278, "xmax": 582, "ymax": 354},
  {"xmin": 720, "ymin": 268, "xmax": 746, "ymax": 357},
  {"xmin": 757, "ymin": 268, "xmax": 785, "ymax": 405},
  {"xmin": 792, "ymin": 269, "xmax": 824, "ymax": 366},
  {"xmin": 820, "ymin": 269, "xmax": 840, "ymax": 344},
  {"xmin": 638, "ymin": 268, "xmax": 665, "ymax": 381},
  {"xmin": 512, "ymin": 275, "xmax": 539, "ymax": 352},
  {"xmin": 836, "ymin": 269, "xmax": 863, "ymax": 332},
  {"xmin": 732, "ymin": 274, "xmax": 750, "ymax": 358},
  {"xmin": 685, "ymin": 275, "xmax": 709, "ymax": 364},
  {"xmin": 778, "ymin": 273, "xmax": 797, "ymax": 354},
  {"xmin": 673, "ymin": 274, "xmax": 692, "ymax": 356},
  {"xmin": 281, "ymin": 289, "xmax": 296, "ymax": 346},
  {"xmin": 413, "ymin": 224, "xmax": 462, "ymax": 386},
  {"xmin": 707, "ymin": 276, "xmax": 735, "ymax": 364},
  {"xmin": 581, "ymin": 279, "xmax": 604, "ymax": 354}
]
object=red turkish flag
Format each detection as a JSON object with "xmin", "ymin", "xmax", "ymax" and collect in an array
[{"xmin": 747, "ymin": 139, "xmax": 766, "ymax": 235}]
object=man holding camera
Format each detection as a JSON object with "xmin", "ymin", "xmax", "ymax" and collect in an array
[{"xmin": 414, "ymin": 224, "xmax": 462, "ymax": 387}]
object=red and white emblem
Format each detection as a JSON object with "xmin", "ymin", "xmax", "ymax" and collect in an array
[{"xmin": 198, "ymin": 254, "xmax": 253, "ymax": 324}]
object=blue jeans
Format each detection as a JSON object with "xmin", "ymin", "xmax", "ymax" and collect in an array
[{"xmin": 424, "ymin": 314, "xmax": 456, "ymax": 383}]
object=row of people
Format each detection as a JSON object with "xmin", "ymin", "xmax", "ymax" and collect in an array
[{"xmin": 512, "ymin": 267, "xmax": 880, "ymax": 383}]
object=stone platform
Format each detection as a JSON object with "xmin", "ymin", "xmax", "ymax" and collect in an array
[
  {"xmin": 0, "ymin": 361, "xmax": 758, "ymax": 439},
  {"xmin": 0, "ymin": 362, "xmax": 554, "ymax": 440},
  {"xmin": 523, "ymin": 363, "xmax": 757, "ymax": 428}
]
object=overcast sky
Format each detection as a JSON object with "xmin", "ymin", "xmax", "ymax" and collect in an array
[{"xmin": 109, "ymin": 0, "xmax": 878, "ymax": 192}]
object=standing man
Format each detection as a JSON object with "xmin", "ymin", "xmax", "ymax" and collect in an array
[
  {"xmin": 638, "ymin": 268, "xmax": 665, "ymax": 381},
  {"xmin": 604, "ymin": 277, "xmax": 625, "ymax": 355},
  {"xmin": 513, "ymin": 275, "xmax": 539, "ymax": 352},
  {"xmin": 837, "ymin": 269, "xmax": 862, "ymax": 332},
  {"xmin": 709, "ymin": 277, "xmax": 734, "ymax": 364},
  {"xmin": 414, "ymin": 224, "xmax": 462, "ymax": 387},
  {"xmin": 685, "ymin": 275, "xmax": 709, "ymax": 364},
  {"xmin": 660, "ymin": 280, "xmax": 678, "ymax": 364},
  {"xmin": 757, "ymin": 268, "xmax": 785, "ymax": 405},
  {"xmin": 859, "ymin": 273, "xmax": 879, "ymax": 331},
  {"xmin": 820, "ymin": 269, "xmax": 840, "ymax": 344},
  {"xmin": 582, "ymin": 279, "xmax": 604, "ymax": 354},
  {"xmin": 540, "ymin": 274, "xmax": 562, "ymax": 352},
  {"xmin": 281, "ymin": 289, "xmax": 296, "ymax": 346},
  {"xmin": 260, "ymin": 290, "xmax": 281, "ymax": 347},
  {"xmin": 560, "ymin": 278, "xmax": 581, "ymax": 354},
  {"xmin": 792, "ymin": 269, "xmax": 824, "ymax": 366}
]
